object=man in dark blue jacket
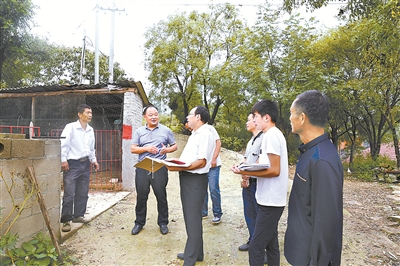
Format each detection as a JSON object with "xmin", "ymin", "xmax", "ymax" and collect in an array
[{"xmin": 284, "ymin": 90, "xmax": 343, "ymax": 266}]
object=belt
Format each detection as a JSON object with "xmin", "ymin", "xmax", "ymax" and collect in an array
[
  {"xmin": 180, "ymin": 171, "xmax": 206, "ymax": 176},
  {"xmin": 250, "ymin": 178, "xmax": 257, "ymax": 183},
  {"xmin": 79, "ymin": 156, "xmax": 89, "ymax": 162}
]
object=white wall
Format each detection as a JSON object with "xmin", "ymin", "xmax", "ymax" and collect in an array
[{"xmin": 121, "ymin": 91, "xmax": 144, "ymax": 191}]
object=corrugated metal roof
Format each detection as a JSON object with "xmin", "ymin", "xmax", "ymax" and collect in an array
[
  {"xmin": 1, "ymin": 83, "xmax": 124, "ymax": 94},
  {"xmin": 0, "ymin": 80, "xmax": 149, "ymax": 105}
]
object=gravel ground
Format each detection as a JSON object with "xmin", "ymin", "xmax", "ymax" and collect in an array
[{"xmin": 61, "ymin": 135, "xmax": 400, "ymax": 265}]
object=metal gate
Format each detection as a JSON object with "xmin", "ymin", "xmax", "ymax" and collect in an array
[{"xmin": 50, "ymin": 129, "xmax": 123, "ymax": 191}]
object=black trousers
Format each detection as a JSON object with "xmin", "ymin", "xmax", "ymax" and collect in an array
[
  {"xmin": 179, "ymin": 171, "xmax": 208, "ymax": 266},
  {"xmin": 61, "ymin": 159, "xmax": 91, "ymax": 223},
  {"xmin": 134, "ymin": 167, "xmax": 169, "ymax": 226},
  {"xmin": 249, "ymin": 205, "xmax": 284, "ymax": 266}
]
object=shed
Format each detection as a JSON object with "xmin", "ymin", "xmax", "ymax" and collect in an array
[{"xmin": 0, "ymin": 80, "xmax": 149, "ymax": 191}]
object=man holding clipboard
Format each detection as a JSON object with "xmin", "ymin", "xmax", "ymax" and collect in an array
[
  {"xmin": 166, "ymin": 106, "xmax": 215, "ymax": 266},
  {"xmin": 130, "ymin": 104, "xmax": 177, "ymax": 236},
  {"xmin": 231, "ymin": 100, "xmax": 288, "ymax": 266}
]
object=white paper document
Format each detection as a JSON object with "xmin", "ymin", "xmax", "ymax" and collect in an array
[{"xmin": 238, "ymin": 162, "xmax": 270, "ymax": 171}]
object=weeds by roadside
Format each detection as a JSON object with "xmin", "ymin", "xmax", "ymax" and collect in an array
[{"xmin": 0, "ymin": 170, "xmax": 77, "ymax": 265}]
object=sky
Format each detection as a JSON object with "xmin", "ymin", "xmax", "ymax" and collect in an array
[{"xmin": 31, "ymin": 0, "xmax": 344, "ymax": 93}]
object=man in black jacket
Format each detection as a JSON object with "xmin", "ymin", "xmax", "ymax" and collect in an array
[{"xmin": 284, "ymin": 90, "xmax": 343, "ymax": 266}]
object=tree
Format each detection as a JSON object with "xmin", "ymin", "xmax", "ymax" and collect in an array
[
  {"xmin": 308, "ymin": 0, "xmax": 400, "ymax": 167},
  {"xmin": 362, "ymin": 0, "xmax": 400, "ymax": 167},
  {"xmin": 245, "ymin": 4, "xmax": 324, "ymax": 159},
  {"xmin": 144, "ymin": 3, "xmax": 251, "ymax": 127},
  {"xmin": 307, "ymin": 25, "xmax": 360, "ymax": 159},
  {"xmin": 2, "ymin": 39, "xmax": 130, "ymax": 87},
  {"xmin": 2, "ymin": 35, "xmax": 49, "ymax": 87},
  {"xmin": 144, "ymin": 12, "xmax": 202, "ymax": 125},
  {"xmin": 36, "ymin": 45, "xmax": 129, "ymax": 85},
  {"xmin": 281, "ymin": 0, "xmax": 385, "ymax": 20},
  {"xmin": 0, "ymin": 0, "xmax": 35, "ymax": 88}
]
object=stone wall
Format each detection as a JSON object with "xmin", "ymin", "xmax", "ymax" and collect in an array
[{"xmin": 0, "ymin": 133, "xmax": 62, "ymax": 244}]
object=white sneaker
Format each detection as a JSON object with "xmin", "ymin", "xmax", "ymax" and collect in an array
[
  {"xmin": 212, "ymin": 216, "xmax": 221, "ymax": 224},
  {"xmin": 72, "ymin": 216, "xmax": 90, "ymax": 223}
]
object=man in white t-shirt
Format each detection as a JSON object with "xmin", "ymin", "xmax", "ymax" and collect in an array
[{"xmin": 231, "ymin": 99, "xmax": 288, "ymax": 266}]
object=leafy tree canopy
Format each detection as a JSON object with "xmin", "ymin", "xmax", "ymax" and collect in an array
[
  {"xmin": 282, "ymin": 0, "xmax": 393, "ymax": 20},
  {"xmin": 2, "ymin": 37, "xmax": 130, "ymax": 87},
  {"xmin": 0, "ymin": 0, "xmax": 35, "ymax": 86}
]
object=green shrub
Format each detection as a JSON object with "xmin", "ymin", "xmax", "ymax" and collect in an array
[
  {"xmin": 286, "ymin": 134, "xmax": 301, "ymax": 165},
  {"xmin": 220, "ymin": 136, "xmax": 246, "ymax": 152},
  {"xmin": 0, "ymin": 232, "xmax": 77, "ymax": 266},
  {"xmin": 158, "ymin": 113, "xmax": 183, "ymax": 132},
  {"xmin": 346, "ymin": 154, "xmax": 396, "ymax": 181}
]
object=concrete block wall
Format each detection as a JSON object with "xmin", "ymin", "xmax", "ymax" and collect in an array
[
  {"xmin": 0, "ymin": 134, "xmax": 61, "ymax": 245},
  {"xmin": 121, "ymin": 91, "xmax": 144, "ymax": 191}
]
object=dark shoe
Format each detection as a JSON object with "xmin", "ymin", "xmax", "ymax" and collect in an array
[
  {"xmin": 160, "ymin": 224, "xmax": 168, "ymax": 235},
  {"xmin": 61, "ymin": 222, "xmax": 71, "ymax": 232},
  {"xmin": 177, "ymin": 253, "xmax": 184, "ymax": 260},
  {"xmin": 72, "ymin": 216, "xmax": 90, "ymax": 223},
  {"xmin": 202, "ymin": 214, "xmax": 208, "ymax": 219},
  {"xmin": 238, "ymin": 241, "xmax": 249, "ymax": 251},
  {"xmin": 212, "ymin": 216, "xmax": 221, "ymax": 224},
  {"xmin": 264, "ymin": 252, "xmax": 268, "ymax": 264},
  {"xmin": 177, "ymin": 253, "xmax": 203, "ymax": 262},
  {"xmin": 131, "ymin": 224, "xmax": 143, "ymax": 235}
]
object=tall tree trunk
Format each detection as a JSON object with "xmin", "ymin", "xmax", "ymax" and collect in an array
[
  {"xmin": 175, "ymin": 75, "xmax": 189, "ymax": 126},
  {"xmin": 370, "ymin": 143, "xmax": 381, "ymax": 161},
  {"xmin": 386, "ymin": 92, "xmax": 400, "ymax": 168},
  {"xmin": 0, "ymin": 47, "xmax": 4, "ymax": 88},
  {"xmin": 387, "ymin": 111, "xmax": 400, "ymax": 168},
  {"xmin": 346, "ymin": 116, "xmax": 358, "ymax": 165},
  {"xmin": 330, "ymin": 123, "xmax": 339, "ymax": 149},
  {"xmin": 349, "ymin": 141, "xmax": 356, "ymax": 166},
  {"xmin": 209, "ymin": 96, "xmax": 222, "ymax": 125},
  {"xmin": 391, "ymin": 128, "xmax": 400, "ymax": 169},
  {"xmin": 362, "ymin": 113, "xmax": 386, "ymax": 161}
]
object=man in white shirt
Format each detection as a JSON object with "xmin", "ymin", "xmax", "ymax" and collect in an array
[
  {"xmin": 202, "ymin": 124, "xmax": 223, "ymax": 224},
  {"xmin": 238, "ymin": 113, "xmax": 267, "ymax": 264},
  {"xmin": 60, "ymin": 104, "xmax": 100, "ymax": 232},
  {"xmin": 231, "ymin": 100, "xmax": 288, "ymax": 266},
  {"xmin": 167, "ymin": 106, "xmax": 215, "ymax": 266}
]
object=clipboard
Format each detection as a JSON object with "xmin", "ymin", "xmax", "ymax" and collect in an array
[
  {"xmin": 134, "ymin": 156, "xmax": 191, "ymax": 173},
  {"xmin": 238, "ymin": 162, "xmax": 270, "ymax": 171}
]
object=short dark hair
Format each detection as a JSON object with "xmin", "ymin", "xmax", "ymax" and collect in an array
[
  {"xmin": 251, "ymin": 99, "xmax": 278, "ymax": 123},
  {"xmin": 194, "ymin": 106, "xmax": 210, "ymax": 124},
  {"xmin": 77, "ymin": 104, "xmax": 91, "ymax": 114},
  {"xmin": 294, "ymin": 90, "xmax": 329, "ymax": 127},
  {"xmin": 142, "ymin": 104, "xmax": 157, "ymax": 115}
]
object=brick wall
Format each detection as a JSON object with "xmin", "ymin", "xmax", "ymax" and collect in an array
[
  {"xmin": 0, "ymin": 134, "xmax": 62, "ymax": 244},
  {"xmin": 121, "ymin": 91, "xmax": 144, "ymax": 191}
]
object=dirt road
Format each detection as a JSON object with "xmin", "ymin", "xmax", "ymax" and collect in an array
[{"xmin": 61, "ymin": 135, "xmax": 400, "ymax": 265}]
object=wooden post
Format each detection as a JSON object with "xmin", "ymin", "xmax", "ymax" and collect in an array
[{"xmin": 27, "ymin": 166, "xmax": 63, "ymax": 262}]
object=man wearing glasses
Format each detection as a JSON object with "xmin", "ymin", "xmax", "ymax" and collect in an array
[
  {"xmin": 167, "ymin": 106, "xmax": 215, "ymax": 265},
  {"xmin": 130, "ymin": 104, "xmax": 177, "ymax": 235}
]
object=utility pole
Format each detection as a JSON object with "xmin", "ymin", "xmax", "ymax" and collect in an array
[
  {"xmin": 94, "ymin": 5, "xmax": 125, "ymax": 84},
  {"xmin": 79, "ymin": 29, "xmax": 87, "ymax": 84},
  {"xmin": 95, "ymin": 5, "xmax": 99, "ymax": 84}
]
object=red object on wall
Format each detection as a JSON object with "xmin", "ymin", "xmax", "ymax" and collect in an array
[{"xmin": 122, "ymin": 124, "xmax": 132, "ymax": 140}]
